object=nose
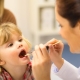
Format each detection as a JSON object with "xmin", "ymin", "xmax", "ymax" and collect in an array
[{"xmin": 18, "ymin": 43, "xmax": 23, "ymax": 49}]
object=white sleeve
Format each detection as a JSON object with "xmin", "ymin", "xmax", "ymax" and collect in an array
[
  {"xmin": 51, "ymin": 59, "xmax": 80, "ymax": 80},
  {"xmin": 50, "ymin": 64, "xmax": 63, "ymax": 80}
]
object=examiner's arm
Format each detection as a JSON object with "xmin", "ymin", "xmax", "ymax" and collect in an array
[{"xmin": 51, "ymin": 59, "xmax": 80, "ymax": 80}]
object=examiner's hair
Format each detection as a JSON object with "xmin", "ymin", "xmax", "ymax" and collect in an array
[
  {"xmin": 56, "ymin": 0, "xmax": 80, "ymax": 27},
  {"xmin": 0, "ymin": 22, "xmax": 31, "ymax": 49},
  {"xmin": 0, "ymin": 0, "xmax": 4, "ymax": 18}
]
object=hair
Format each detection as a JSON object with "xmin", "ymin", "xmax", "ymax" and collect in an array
[
  {"xmin": 56, "ymin": 0, "xmax": 80, "ymax": 27},
  {"xmin": 0, "ymin": 0, "xmax": 4, "ymax": 19},
  {"xmin": 0, "ymin": 22, "xmax": 31, "ymax": 49}
]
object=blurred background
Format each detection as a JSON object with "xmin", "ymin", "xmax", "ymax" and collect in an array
[{"xmin": 5, "ymin": 0, "xmax": 80, "ymax": 68}]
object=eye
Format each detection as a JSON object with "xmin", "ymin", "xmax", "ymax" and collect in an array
[
  {"xmin": 59, "ymin": 24, "xmax": 62, "ymax": 27},
  {"xmin": 19, "ymin": 38, "xmax": 23, "ymax": 42},
  {"xmin": 8, "ymin": 43, "xmax": 13, "ymax": 47}
]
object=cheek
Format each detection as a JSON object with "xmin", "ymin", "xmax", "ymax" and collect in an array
[
  {"xmin": 60, "ymin": 30, "xmax": 77, "ymax": 53},
  {"xmin": 2, "ymin": 52, "xmax": 11, "ymax": 58},
  {"xmin": 0, "ymin": 48, "xmax": 16, "ymax": 60},
  {"xmin": 60, "ymin": 29, "xmax": 80, "ymax": 53},
  {"xmin": 59, "ymin": 28, "xmax": 69, "ymax": 40}
]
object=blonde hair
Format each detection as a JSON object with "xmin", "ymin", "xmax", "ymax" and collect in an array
[
  {"xmin": 0, "ymin": 0, "xmax": 4, "ymax": 18},
  {"xmin": 0, "ymin": 22, "xmax": 31, "ymax": 49}
]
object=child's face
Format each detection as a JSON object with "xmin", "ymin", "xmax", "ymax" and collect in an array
[{"xmin": 0, "ymin": 33, "xmax": 30, "ymax": 67}]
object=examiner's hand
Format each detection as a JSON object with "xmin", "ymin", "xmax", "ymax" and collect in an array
[
  {"xmin": 45, "ymin": 38, "xmax": 64, "ymax": 70},
  {"xmin": 32, "ymin": 44, "xmax": 51, "ymax": 80}
]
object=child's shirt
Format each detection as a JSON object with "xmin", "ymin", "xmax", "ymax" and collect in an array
[{"xmin": 0, "ymin": 62, "xmax": 34, "ymax": 80}]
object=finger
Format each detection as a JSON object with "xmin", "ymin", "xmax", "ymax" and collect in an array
[
  {"xmin": 54, "ymin": 40, "xmax": 64, "ymax": 52},
  {"xmin": 45, "ymin": 40, "xmax": 63, "ymax": 53},
  {"xmin": 32, "ymin": 51, "xmax": 38, "ymax": 64},
  {"xmin": 49, "ymin": 45, "xmax": 58, "ymax": 60},
  {"xmin": 39, "ymin": 44, "xmax": 49, "ymax": 58},
  {"xmin": 54, "ymin": 40, "xmax": 63, "ymax": 47},
  {"xmin": 35, "ymin": 44, "xmax": 44, "ymax": 59},
  {"xmin": 45, "ymin": 38, "xmax": 58, "ymax": 45}
]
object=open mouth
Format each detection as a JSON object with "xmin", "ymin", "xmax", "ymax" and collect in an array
[{"xmin": 19, "ymin": 50, "xmax": 26, "ymax": 58}]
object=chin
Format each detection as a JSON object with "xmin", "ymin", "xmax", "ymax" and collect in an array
[
  {"xmin": 22, "ymin": 61, "xmax": 30, "ymax": 65},
  {"xmin": 70, "ymin": 48, "xmax": 80, "ymax": 54}
]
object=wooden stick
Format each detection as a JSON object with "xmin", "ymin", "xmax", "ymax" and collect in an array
[
  {"xmin": 53, "ymin": 41, "xmax": 60, "ymax": 45},
  {"xmin": 25, "ymin": 41, "xmax": 60, "ymax": 56}
]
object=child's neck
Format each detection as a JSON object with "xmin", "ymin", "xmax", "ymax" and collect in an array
[{"xmin": 4, "ymin": 65, "xmax": 27, "ymax": 80}]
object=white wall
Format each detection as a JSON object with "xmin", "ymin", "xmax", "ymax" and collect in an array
[
  {"xmin": 4, "ymin": 0, "xmax": 32, "ymax": 42},
  {"xmin": 4, "ymin": 0, "xmax": 66, "ymax": 46}
]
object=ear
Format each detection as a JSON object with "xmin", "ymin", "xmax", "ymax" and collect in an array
[{"xmin": 0, "ymin": 59, "xmax": 6, "ymax": 66}]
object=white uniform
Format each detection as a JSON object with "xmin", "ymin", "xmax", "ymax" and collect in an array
[{"xmin": 51, "ymin": 60, "xmax": 80, "ymax": 80}]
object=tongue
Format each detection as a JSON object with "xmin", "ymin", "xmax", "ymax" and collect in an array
[{"xmin": 19, "ymin": 54, "xmax": 25, "ymax": 58}]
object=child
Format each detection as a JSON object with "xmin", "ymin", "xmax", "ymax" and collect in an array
[{"xmin": 0, "ymin": 22, "xmax": 34, "ymax": 80}]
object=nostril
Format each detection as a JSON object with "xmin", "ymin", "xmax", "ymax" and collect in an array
[{"xmin": 18, "ymin": 44, "xmax": 23, "ymax": 48}]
